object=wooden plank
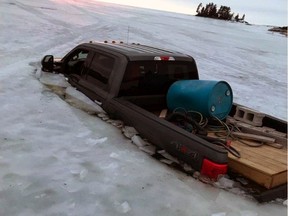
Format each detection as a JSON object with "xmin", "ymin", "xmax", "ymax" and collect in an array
[
  {"xmin": 229, "ymin": 157, "xmax": 287, "ymax": 189},
  {"xmin": 229, "ymin": 149, "xmax": 286, "ymax": 172},
  {"xmin": 229, "ymin": 153, "xmax": 278, "ymax": 175},
  {"xmin": 232, "ymin": 140, "xmax": 287, "ymax": 165},
  {"xmin": 228, "ymin": 159, "xmax": 274, "ymax": 188},
  {"xmin": 237, "ymin": 152, "xmax": 286, "ymax": 171},
  {"xmin": 232, "ymin": 140, "xmax": 287, "ymax": 164},
  {"xmin": 255, "ymin": 144, "xmax": 287, "ymax": 155},
  {"xmin": 242, "ymin": 143, "xmax": 287, "ymax": 158},
  {"xmin": 237, "ymin": 153, "xmax": 284, "ymax": 171}
]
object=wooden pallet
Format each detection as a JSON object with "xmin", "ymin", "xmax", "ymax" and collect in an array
[{"xmin": 227, "ymin": 139, "xmax": 287, "ymax": 189}]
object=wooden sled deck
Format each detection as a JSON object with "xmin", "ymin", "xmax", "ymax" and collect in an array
[
  {"xmin": 216, "ymin": 105, "xmax": 287, "ymax": 189},
  {"xmin": 227, "ymin": 140, "xmax": 287, "ymax": 189},
  {"xmin": 208, "ymin": 128, "xmax": 287, "ymax": 189}
]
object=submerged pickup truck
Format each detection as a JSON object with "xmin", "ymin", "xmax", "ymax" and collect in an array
[
  {"xmin": 42, "ymin": 41, "xmax": 230, "ymax": 178},
  {"xmin": 41, "ymin": 42, "xmax": 287, "ymax": 200}
]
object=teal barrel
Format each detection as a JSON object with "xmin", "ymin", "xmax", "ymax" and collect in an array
[{"xmin": 167, "ymin": 80, "xmax": 233, "ymax": 120}]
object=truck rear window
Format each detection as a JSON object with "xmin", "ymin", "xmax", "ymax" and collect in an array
[{"xmin": 119, "ymin": 61, "xmax": 198, "ymax": 96}]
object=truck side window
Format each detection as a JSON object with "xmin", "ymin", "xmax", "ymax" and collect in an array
[
  {"xmin": 86, "ymin": 53, "xmax": 115, "ymax": 89},
  {"xmin": 65, "ymin": 49, "xmax": 89, "ymax": 75}
]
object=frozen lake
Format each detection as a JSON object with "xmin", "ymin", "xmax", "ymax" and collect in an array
[{"xmin": 0, "ymin": 0, "xmax": 287, "ymax": 215}]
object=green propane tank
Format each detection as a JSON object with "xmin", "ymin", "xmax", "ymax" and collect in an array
[{"xmin": 167, "ymin": 80, "xmax": 233, "ymax": 120}]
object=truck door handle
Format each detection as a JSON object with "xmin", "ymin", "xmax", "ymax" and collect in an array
[{"xmin": 94, "ymin": 100, "xmax": 102, "ymax": 106}]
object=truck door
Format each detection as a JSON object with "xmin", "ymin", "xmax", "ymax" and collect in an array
[{"xmin": 75, "ymin": 51, "xmax": 117, "ymax": 105}]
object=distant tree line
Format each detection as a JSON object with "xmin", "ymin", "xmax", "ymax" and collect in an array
[{"xmin": 196, "ymin": 3, "xmax": 245, "ymax": 22}]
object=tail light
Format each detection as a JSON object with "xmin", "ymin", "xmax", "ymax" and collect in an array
[
  {"xmin": 154, "ymin": 56, "xmax": 175, "ymax": 61},
  {"xmin": 201, "ymin": 159, "xmax": 227, "ymax": 180}
]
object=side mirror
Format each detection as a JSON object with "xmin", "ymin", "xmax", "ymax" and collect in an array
[{"xmin": 41, "ymin": 55, "xmax": 54, "ymax": 72}]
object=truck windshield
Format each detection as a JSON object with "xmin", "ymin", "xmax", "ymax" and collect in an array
[{"xmin": 119, "ymin": 60, "xmax": 198, "ymax": 96}]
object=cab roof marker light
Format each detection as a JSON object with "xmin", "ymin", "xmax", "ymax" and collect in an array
[
  {"xmin": 89, "ymin": 40, "xmax": 126, "ymax": 44},
  {"xmin": 168, "ymin": 56, "xmax": 175, "ymax": 61},
  {"xmin": 154, "ymin": 56, "xmax": 175, "ymax": 61}
]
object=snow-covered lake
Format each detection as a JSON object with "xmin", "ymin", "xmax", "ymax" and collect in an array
[{"xmin": 0, "ymin": 0, "xmax": 287, "ymax": 215}]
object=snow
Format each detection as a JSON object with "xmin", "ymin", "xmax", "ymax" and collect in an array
[{"xmin": 0, "ymin": 0, "xmax": 287, "ymax": 215}]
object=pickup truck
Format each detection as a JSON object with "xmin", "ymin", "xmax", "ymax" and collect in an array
[
  {"xmin": 41, "ymin": 42, "xmax": 287, "ymax": 202},
  {"xmin": 41, "ymin": 41, "xmax": 230, "ymax": 179}
]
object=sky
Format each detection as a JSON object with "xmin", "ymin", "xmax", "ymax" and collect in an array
[{"xmin": 96, "ymin": 0, "xmax": 288, "ymax": 26}]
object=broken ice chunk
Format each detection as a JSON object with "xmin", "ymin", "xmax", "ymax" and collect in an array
[
  {"xmin": 120, "ymin": 201, "xmax": 131, "ymax": 213},
  {"xmin": 131, "ymin": 135, "xmax": 148, "ymax": 147},
  {"xmin": 79, "ymin": 169, "xmax": 88, "ymax": 181},
  {"xmin": 182, "ymin": 163, "xmax": 193, "ymax": 172},
  {"xmin": 102, "ymin": 116, "xmax": 110, "ymax": 121},
  {"xmin": 110, "ymin": 120, "xmax": 124, "ymax": 128},
  {"xmin": 110, "ymin": 152, "xmax": 119, "ymax": 158},
  {"xmin": 215, "ymin": 176, "xmax": 235, "ymax": 189},
  {"xmin": 193, "ymin": 171, "xmax": 200, "ymax": 179},
  {"xmin": 114, "ymin": 201, "xmax": 132, "ymax": 214},
  {"xmin": 157, "ymin": 150, "xmax": 178, "ymax": 163},
  {"xmin": 236, "ymin": 177, "xmax": 249, "ymax": 185},
  {"xmin": 139, "ymin": 145, "xmax": 156, "ymax": 155},
  {"xmin": 160, "ymin": 159, "xmax": 174, "ymax": 165},
  {"xmin": 98, "ymin": 113, "xmax": 108, "ymax": 118},
  {"xmin": 122, "ymin": 126, "xmax": 139, "ymax": 138}
]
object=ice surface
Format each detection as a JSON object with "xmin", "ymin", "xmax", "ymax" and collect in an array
[
  {"xmin": 0, "ymin": 0, "xmax": 287, "ymax": 215},
  {"xmin": 39, "ymin": 72, "xmax": 70, "ymax": 88},
  {"xmin": 211, "ymin": 213, "xmax": 227, "ymax": 216},
  {"xmin": 65, "ymin": 86, "xmax": 106, "ymax": 114}
]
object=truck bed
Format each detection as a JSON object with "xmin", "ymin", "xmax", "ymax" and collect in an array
[
  {"xmin": 106, "ymin": 95, "xmax": 228, "ymax": 172},
  {"xmin": 111, "ymin": 95, "xmax": 287, "ymax": 199},
  {"xmin": 120, "ymin": 95, "xmax": 167, "ymax": 115}
]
